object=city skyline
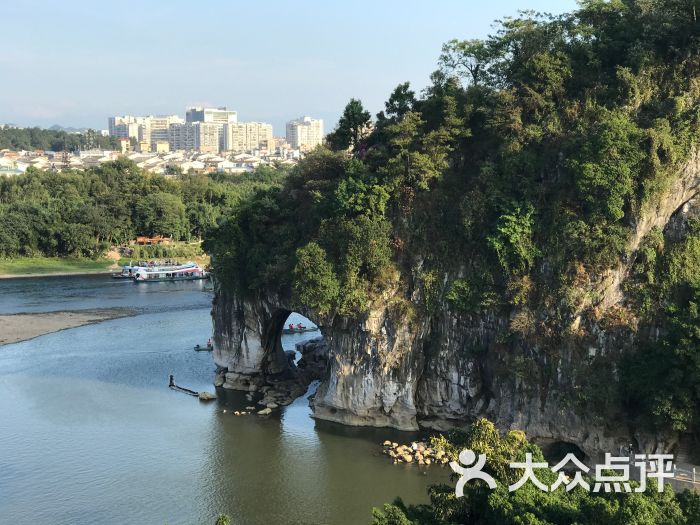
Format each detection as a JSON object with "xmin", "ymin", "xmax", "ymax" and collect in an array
[
  {"xmin": 107, "ymin": 107, "xmax": 322, "ymax": 153},
  {"xmin": 1, "ymin": 0, "xmax": 577, "ymax": 133}
]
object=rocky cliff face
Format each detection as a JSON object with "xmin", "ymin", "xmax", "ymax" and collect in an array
[{"xmin": 210, "ymin": 155, "xmax": 700, "ymax": 460}]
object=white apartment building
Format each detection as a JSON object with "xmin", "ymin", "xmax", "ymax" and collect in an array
[
  {"xmin": 286, "ymin": 116, "xmax": 324, "ymax": 150},
  {"xmin": 108, "ymin": 114, "xmax": 184, "ymax": 147},
  {"xmin": 168, "ymin": 122, "xmax": 220, "ymax": 153},
  {"xmin": 145, "ymin": 115, "xmax": 185, "ymax": 146},
  {"xmin": 108, "ymin": 115, "xmax": 145, "ymax": 138},
  {"xmin": 186, "ymin": 107, "xmax": 237, "ymax": 151},
  {"xmin": 224, "ymin": 121, "xmax": 274, "ymax": 152},
  {"xmin": 185, "ymin": 107, "xmax": 237, "ymax": 125}
]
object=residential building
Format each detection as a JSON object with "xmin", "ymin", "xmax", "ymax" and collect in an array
[
  {"xmin": 147, "ymin": 115, "xmax": 184, "ymax": 147},
  {"xmin": 108, "ymin": 114, "xmax": 184, "ymax": 148},
  {"xmin": 223, "ymin": 121, "xmax": 273, "ymax": 152},
  {"xmin": 186, "ymin": 107, "xmax": 237, "ymax": 151},
  {"xmin": 286, "ymin": 116, "xmax": 324, "ymax": 150},
  {"xmin": 168, "ymin": 123, "xmax": 195, "ymax": 151},
  {"xmin": 168, "ymin": 122, "xmax": 220, "ymax": 153},
  {"xmin": 185, "ymin": 107, "xmax": 237, "ymax": 125},
  {"xmin": 108, "ymin": 115, "xmax": 147, "ymax": 139}
]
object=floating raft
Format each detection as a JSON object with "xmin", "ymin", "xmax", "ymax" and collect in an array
[{"xmin": 194, "ymin": 344, "xmax": 213, "ymax": 352}]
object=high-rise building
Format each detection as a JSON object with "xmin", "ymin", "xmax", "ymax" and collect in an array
[
  {"xmin": 285, "ymin": 116, "xmax": 324, "ymax": 150},
  {"xmin": 224, "ymin": 121, "xmax": 274, "ymax": 152},
  {"xmin": 108, "ymin": 116, "xmax": 147, "ymax": 140},
  {"xmin": 147, "ymin": 115, "xmax": 184, "ymax": 147},
  {"xmin": 186, "ymin": 107, "xmax": 237, "ymax": 151},
  {"xmin": 185, "ymin": 107, "xmax": 237, "ymax": 125},
  {"xmin": 192, "ymin": 122, "xmax": 220, "ymax": 153},
  {"xmin": 108, "ymin": 114, "xmax": 184, "ymax": 148},
  {"xmin": 168, "ymin": 123, "xmax": 195, "ymax": 151},
  {"xmin": 168, "ymin": 122, "xmax": 220, "ymax": 153}
]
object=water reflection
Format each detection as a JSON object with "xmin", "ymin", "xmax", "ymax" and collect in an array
[{"xmin": 0, "ymin": 276, "xmax": 446, "ymax": 525}]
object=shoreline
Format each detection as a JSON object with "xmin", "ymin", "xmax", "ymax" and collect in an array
[
  {"xmin": 0, "ymin": 308, "xmax": 136, "ymax": 346},
  {"xmin": 0, "ymin": 270, "xmax": 114, "ymax": 280}
]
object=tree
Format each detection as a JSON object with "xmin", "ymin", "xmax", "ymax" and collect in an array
[
  {"xmin": 293, "ymin": 242, "xmax": 340, "ymax": 315},
  {"xmin": 439, "ymin": 38, "xmax": 496, "ymax": 85},
  {"xmin": 383, "ymin": 82, "xmax": 416, "ymax": 121},
  {"xmin": 326, "ymin": 98, "xmax": 372, "ymax": 152},
  {"xmin": 135, "ymin": 192, "xmax": 189, "ymax": 239}
]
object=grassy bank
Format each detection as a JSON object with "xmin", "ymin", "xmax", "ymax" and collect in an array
[{"xmin": 0, "ymin": 257, "xmax": 117, "ymax": 277}]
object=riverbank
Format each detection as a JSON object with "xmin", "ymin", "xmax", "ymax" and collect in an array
[
  {"xmin": 0, "ymin": 254, "xmax": 210, "ymax": 279},
  {"xmin": 0, "ymin": 257, "xmax": 118, "ymax": 279},
  {"xmin": 0, "ymin": 308, "xmax": 135, "ymax": 345}
]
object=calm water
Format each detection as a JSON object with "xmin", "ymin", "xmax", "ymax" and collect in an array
[{"xmin": 0, "ymin": 275, "xmax": 446, "ymax": 525}]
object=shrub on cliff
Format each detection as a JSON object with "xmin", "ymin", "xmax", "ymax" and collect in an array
[{"xmin": 293, "ymin": 242, "xmax": 339, "ymax": 315}]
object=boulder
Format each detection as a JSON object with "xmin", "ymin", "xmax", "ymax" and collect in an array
[
  {"xmin": 258, "ymin": 407, "xmax": 272, "ymax": 415},
  {"xmin": 198, "ymin": 391, "xmax": 216, "ymax": 401}
]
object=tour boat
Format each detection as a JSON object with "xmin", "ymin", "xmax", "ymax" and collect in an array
[
  {"xmin": 132, "ymin": 262, "xmax": 208, "ymax": 282},
  {"xmin": 111, "ymin": 264, "xmax": 141, "ymax": 279},
  {"xmin": 281, "ymin": 326, "xmax": 318, "ymax": 334}
]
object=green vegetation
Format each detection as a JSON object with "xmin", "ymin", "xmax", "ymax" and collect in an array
[
  {"xmin": 126, "ymin": 241, "xmax": 206, "ymax": 262},
  {"xmin": 372, "ymin": 419, "xmax": 700, "ymax": 525},
  {"xmin": 207, "ymin": 0, "xmax": 700, "ymax": 322},
  {"xmin": 0, "ymin": 256, "xmax": 116, "ymax": 276},
  {"xmin": 214, "ymin": 514, "xmax": 231, "ymax": 525},
  {"xmin": 0, "ymin": 127, "xmax": 117, "ymax": 151},
  {"xmin": 0, "ymin": 160, "xmax": 287, "ymax": 259}
]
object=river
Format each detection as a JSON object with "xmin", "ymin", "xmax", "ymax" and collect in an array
[{"xmin": 0, "ymin": 274, "xmax": 447, "ymax": 525}]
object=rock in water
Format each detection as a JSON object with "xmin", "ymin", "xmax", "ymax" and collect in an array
[
  {"xmin": 198, "ymin": 392, "xmax": 216, "ymax": 401},
  {"xmin": 257, "ymin": 407, "xmax": 272, "ymax": 415}
]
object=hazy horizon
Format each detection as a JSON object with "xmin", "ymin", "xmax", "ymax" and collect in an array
[{"xmin": 2, "ymin": 0, "xmax": 577, "ymax": 134}]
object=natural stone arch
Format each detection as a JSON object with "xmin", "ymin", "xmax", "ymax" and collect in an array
[
  {"xmin": 211, "ymin": 289, "xmax": 328, "ymax": 406},
  {"xmin": 211, "ymin": 288, "xmax": 294, "ymax": 391}
]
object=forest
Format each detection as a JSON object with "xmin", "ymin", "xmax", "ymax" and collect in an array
[
  {"xmin": 0, "ymin": 159, "xmax": 286, "ymax": 258},
  {"xmin": 0, "ymin": 127, "xmax": 118, "ymax": 151}
]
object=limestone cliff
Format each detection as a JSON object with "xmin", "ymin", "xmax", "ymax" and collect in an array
[{"xmin": 210, "ymin": 151, "xmax": 700, "ymax": 460}]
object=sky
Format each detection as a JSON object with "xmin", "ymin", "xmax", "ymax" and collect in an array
[{"xmin": 1, "ymin": 0, "xmax": 578, "ymax": 135}]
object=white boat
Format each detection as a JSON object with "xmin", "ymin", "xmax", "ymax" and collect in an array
[
  {"xmin": 132, "ymin": 262, "xmax": 208, "ymax": 282},
  {"xmin": 112, "ymin": 264, "xmax": 141, "ymax": 279}
]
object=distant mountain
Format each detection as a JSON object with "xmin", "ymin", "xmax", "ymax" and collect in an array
[{"xmin": 49, "ymin": 124, "xmax": 88, "ymax": 134}]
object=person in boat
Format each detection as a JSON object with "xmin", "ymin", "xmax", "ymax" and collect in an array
[
  {"xmin": 195, "ymin": 344, "xmax": 201, "ymax": 350},
  {"xmin": 296, "ymin": 323, "xmax": 305, "ymax": 330},
  {"xmin": 207, "ymin": 338, "xmax": 212, "ymax": 347},
  {"xmin": 289, "ymin": 323, "xmax": 294, "ymax": 330}
]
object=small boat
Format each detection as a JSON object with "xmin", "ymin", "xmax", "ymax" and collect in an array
[
  {"xmin": 133, "ymin": 262, "xmax": 208, "ymax": 283},
  {"xmin": 111, "ymin": 264, "xmax": 141, "ymax": 279},
  {"xmin": 282, "ymin": 326, "xmax": 318, "ymax": 334},
  {"xmin": 194, "ymin": 343, "xmax": 213, "ymax": 352}
]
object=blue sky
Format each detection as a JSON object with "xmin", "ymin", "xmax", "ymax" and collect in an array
[{"xmin": 1, "ymin": 0, "xmax": 577, "ymax": 134}]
